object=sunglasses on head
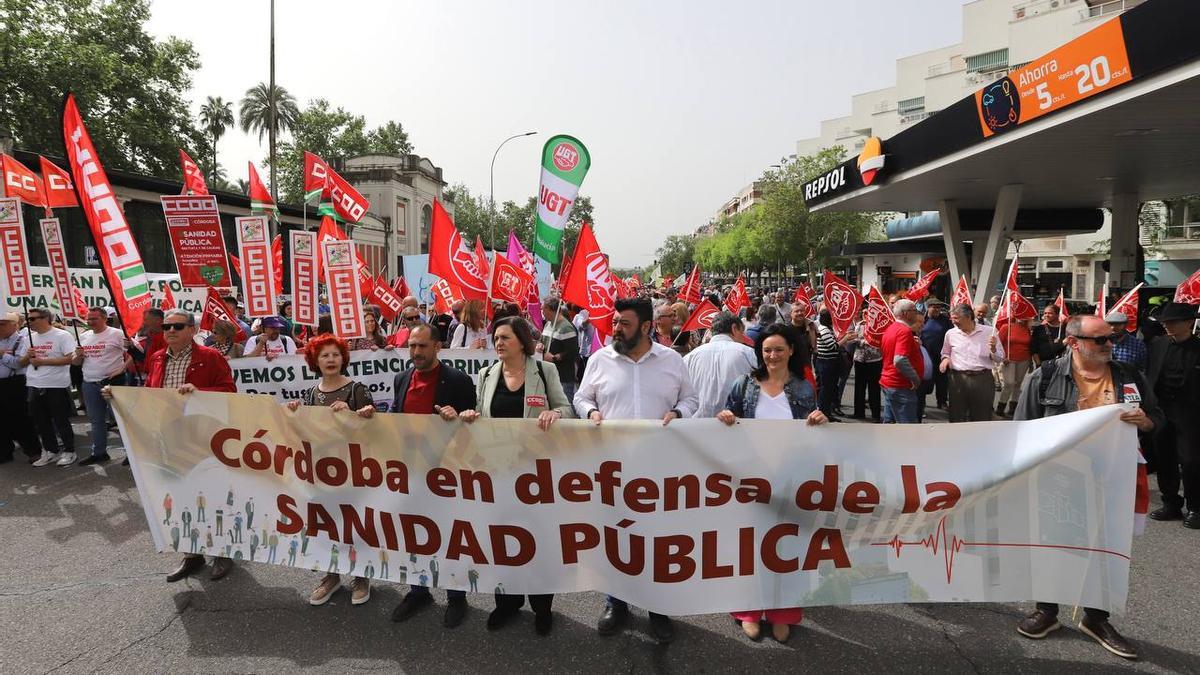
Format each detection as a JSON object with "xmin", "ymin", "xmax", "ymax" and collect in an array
[
  {"xmin": 162, "ymin": 323, "xmax": 190, "ymax": 331},
  {"xmin": 1073, "ymin": 334, "xmax": 1112, "ymax": 345}
]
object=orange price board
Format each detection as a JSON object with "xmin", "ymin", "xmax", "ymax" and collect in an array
[{"xmin": 975, "ymin": 19, "xmax": 1132, "ymax": 137}]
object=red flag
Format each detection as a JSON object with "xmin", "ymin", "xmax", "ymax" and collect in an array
[
  {"xmin": 561, "ymin": 223, "xmax": 614, "ymax": 337},
  {"xmin": 235, "ymin": 216, "xmax": 276, "ymax": 318},
  {"xmin": 679, "ymin": 265, "xmax": 702, "ymax": 304},
  {"xmin": 71, "ymin": 285, "xmax": 89, "ymax": 318},
  {"xmin": 360, "ymin": 267, "xmax": 403, "ymax": 322},
  {"xmin": 724, "ymin": 274, "xmax": 751, "ymax": 315},
  {"xmin": 289, "ymin": 230, "xmax": 319, "ymax": 326},
  {"xmin": 1095, "ymin": 284, "xmax": 1108, "ymax": 318},
  {"xmin": 662, "ymin": 275, "xmax": 675, "ymax": 289},
  {"xmin": 200, "ymin": 287, "xmax": 246, "ymax": 342},
  {"xmin": 1109, "ymin": 283, "xmax": 1144, "ymax": 332},
  {"xmin": 1175, "ymin": 268, "xmax": 1200, "ymax": 304},
  {"xmin": 792, "ymin": 283, "xmax": 814, "ymax": 321},
  {"xmin": 322, "ymin": 238, "xmax": 367, "ymax": 339},
  {"xmin": 161, "ymin": 285, "xmax": 177, "ymax": 311},
  {"xmin": 391, "ymin": 275, "xmax": 412, "ymax": 299},
  {"xmin": 995, "ymin": 258, "xmax": 1036, "ymax": 328},
  {"xmin": 951, "ymin": 275, "xmax": 972, "ymax": 310},
  {"xmin": 431, "ymin": 278, "xmax": 464, "ymax": 314},
  {"xmin": 628, "ymin": 274, "xmax": 642, "ymax": 289},
  {"xmin": 490, "ymin": 253, "xmax": 534, "ymax": 305},
  {"xmin": 474, "ymin": 237, "xmax": 491, "ymax": 284},
  {"xmin": 248, "ymin": 162, "xmax": 276, "ymax": 211},
  {"xmin": 557, "ymin": 250, "xmax": 574, "ymax": 294},
  {"xmin": 428, "ymin": 201, "xmax": 487, "ymax": 300},
  {"xmin": 1054, "ymin": 288, "xmax": 1070, "ymax": 322},
  {"xmin": 62, "ymin": 94, "xmax": 152, "ymax": 337},
  {"xmin": 905, "ymin": 267, "xmax": 942, "ymax": 302},
  {"xmin": 303, "ymin": 151, "xmax": 369, "ymax": 222},
  {"xmin": 822, "ymin": 270, "xmax": 862, "ymax": 339},
  {"xmin": 228, "ymin": 253, "xmax": 241, "ymax": 278},
  {"xmin": 2, "ymin": 154, "xmax": 45, "ymax": 207},
  {"xmin": 862, "ymin": 286, "xmax": 897, "ymax": 348},
  {"xmin": 611, "ymin": 274, "xmax": 633, "ymax": 300},
  {"xmin": 271, "ymin": 234, "xmax": 283, "ymax": 296},
  {"xmin": 179, "ymin": 149, "xmax": 209, "ymax": 195},
  {"xmin": 37, "ymin": 217, "xmax": 81, "ymax": 319},
  {"xmin": 681, "ymin": 298, "xmax": 720, "ymax": 333},
  {"xmin": 39, "ymin": 156, "xmax": 78, "ymax": 210}
]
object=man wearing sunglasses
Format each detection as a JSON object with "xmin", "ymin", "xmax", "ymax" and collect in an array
[
  {"xmin": 386, "ymin": 308, "xmax": 423, "ymax": 349},
  {"xmin": 19, "ymin": 309, "xmax": 79, "ymax": 467},
  {"xmin": 104, "ymin": 308, "xmax": 236, "ymax": 580},
  {"xmin": 1013, "ymin": 314, "xmax": 1161, "ymax": 660}
]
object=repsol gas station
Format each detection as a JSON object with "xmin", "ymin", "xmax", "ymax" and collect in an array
[{"xmin": 804, "ymin": 0, "xmax": 1200, "ymax": 307}]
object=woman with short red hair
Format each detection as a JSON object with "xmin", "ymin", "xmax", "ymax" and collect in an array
[{"xmin": 285, "ymin": 333, "xmax": 376, "ymax": 606}]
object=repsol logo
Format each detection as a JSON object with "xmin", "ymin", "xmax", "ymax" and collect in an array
[{"xmin": 804, "ymin": 166, "xmax": 847, "ymax": 202}]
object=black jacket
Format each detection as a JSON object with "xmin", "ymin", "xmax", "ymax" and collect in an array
[
  {"xmin": 1146, "ymin": 335, "xmax": 1200, "ymax": 434},
  {"xmin": 391, "ymin": 363, "xmax": 476, "ymax": 414}
]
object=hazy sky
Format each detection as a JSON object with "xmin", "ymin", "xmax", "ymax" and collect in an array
[{"xmin": 147, "ymin": 0, "xmax": 965, "ymax": 267}]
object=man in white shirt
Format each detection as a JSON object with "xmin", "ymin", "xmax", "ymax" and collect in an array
[
  {"xmin": 0, "ymin": 312, "xmax": 42, "ymax": 463},
  {"xmin": 74, "ymin": 307, "xmax": 127, "ymax": 465},
  {"xmin": 245, "ymin": 316, "xmax": 296, "ymax": 360},
  {"xmin": 683, "ymin": 311, "xmax": 756, "ymax": 418},
  {"xmin": 772, "ymin": 291, "xmax": 792, "ymax": 324},
  {"xmin": 572, "ymin": 297, "xmax": 699, "ymax": 645},
  {"xmin": 20, "ymin": 309, "xmax": 79, "ymax": 466}
]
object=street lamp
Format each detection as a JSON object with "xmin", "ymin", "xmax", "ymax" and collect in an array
[{"xmin": 490, "ymin": 131, "xmax": 538, "ymax": 251}]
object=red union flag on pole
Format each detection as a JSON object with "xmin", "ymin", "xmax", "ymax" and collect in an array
[
  {"xmin": 323, "ymin": 238, "xmax": 366, "ymax": 339},
  {"xmin": 37, "ymin": 217, "xmax": 83, "ymax": 320},
  {"xmin": 303, "ymin": 152, "xmax": 369, "ymax": 223},
  {"xmin": 679, "ymin": 265, "xmax": 702, "ymax": 304},
  {"xmin": 951, "ymin": 275, "xmax": 972, "ymax": 310},
  {"xmin": 1054, "ymin": 288, "xmax": 1071, "ymax": 321},
  {"xmin": 248, "ymin": 162, "xmax": 276, "ymax": 213},
  {"xmin": 862, "ymin": 285, "xmax": 896, "ymax": 348},
  {"xmin": 39, "ymin": 156, "xmax": 78, "ymax": 211},
  {"xmin": 431, "ymin": 278, "xmax": 464, "ymax": 314},
  {"xmin": 611, "ymin": 274, "xmax": 633, "ymax": 300},
  {"xmin": 160, "ymin": 195, "xmax": 232, "ymax": 287},
  {"xmin": 792, "ymin": 283, "xmax": 814, "ymax": 321},
  {"xmin": 0, "ymin": 198, "xmax": 33, "ymax": 297},
  {"xmin": 1109, "ymin": 283, "xmax": 1144, "ymax": 332},
  {"xmin": 562, "ymin": 223, "xmax": 615, "ymax": 337},
  {"xmin": 491, "ymin": 253, "xmax": 534, "ymax": 306},
  {"xmin": 161, "ymin": 285, "xmax": 177, "ymax": 312},
  {"xmin": 359, "ymin": 265, "xmax": 403, "ymax": 322},
  {"xmin": 822, "ymin": 270, "xmax": 862, "ymax": 339},
  {"xmin": 200, "ymin": 287, "xmax": 246, "ymax": 342},
  {"xmin": 235, "ymin": 216, "xmax": 276, "ymax": 318},
  {"xmin": 724, "ymin": 274, "xmax": 750, "ymax": 315},
  {"xmin": 1175, "ymin": 268, "xmax": 1200, "ymax": 304},
  {"xmin": 2, "ymin": 154, "xmax": 45, "ymax": 207},
  {"xmin": 905, "ymin": 267, "xmax": 942, "ymax": 302},
  {"xmin": 71, "ymin": 285, "xmax": 89, "ymax": 318},
  {"xmin": 391, "ymin": 275, "xmax": 411, "ymax": 300},
  {"xmin": 428, "ymin": 200, "xmax": 488, "ymax": 300},
  {"xmin": 682, "ymin": 298, "xmax": 720, "ymax": 333},
  {"xmin": 289, "ymin": 230, "xmax": 319, "ymax": 326},
  {"xmin": 995, "ymin": 257, "xmax": 1037, "ymax": 328},
  {"xmin": 62, "ymin": 94, "xmax": 152, "ymax": 336},
  {"xmin": 1095, "ymin": 284, "xmax": 1108, "ymax": 318},
  {"xmin": 178, "ymin": 149, "xmax": 209, "ymax": 196}
]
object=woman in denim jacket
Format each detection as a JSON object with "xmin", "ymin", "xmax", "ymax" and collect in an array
[{"xmin": 717, "ymin": 322, "xmax": 827, "ymax": 643}]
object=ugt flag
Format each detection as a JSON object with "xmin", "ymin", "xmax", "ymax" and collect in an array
[{"xmin": 533, "ymin": 135, "xmax": 590, "ymax": 263}]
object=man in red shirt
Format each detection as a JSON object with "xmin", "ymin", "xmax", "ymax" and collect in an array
[
  {"xmin": 388, "ymin": 323, "xmax": 477, "ymax": 628},
  {"xmin": 879, "ymin": 299, "xmax": 924, "ymax": 424}
]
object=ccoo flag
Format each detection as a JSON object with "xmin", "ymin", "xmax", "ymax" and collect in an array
[{"xmin": 533, "ymin": 135, "xmax": 590, "ymax": 263}]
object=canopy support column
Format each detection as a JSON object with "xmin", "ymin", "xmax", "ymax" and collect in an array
[
  {"xmin": 939, "ymin": 200, "xmax": 969, "ymax": 291},
  {"xmin": 1109, "ymin": 193, "xmax": 1141, "ymax": 290},
  {"xmin": 974, "ymin": 184, "xmax": 1023, "ymax": 306}
]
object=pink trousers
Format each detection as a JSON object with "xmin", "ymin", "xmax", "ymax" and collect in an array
[{"xmin": 731, "ymin": 608, "xmax": 804, "ymax": 625}]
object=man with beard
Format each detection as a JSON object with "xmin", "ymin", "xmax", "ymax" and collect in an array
[
  {"xmin": 1013, "ymin": 315, "xmax": 1160, "ymax": 659},
  {"xmin": 573, "ymin": 297, "xmax": 698, "ymax": 644}
]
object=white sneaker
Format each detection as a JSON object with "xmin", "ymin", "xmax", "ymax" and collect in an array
[
  {"xmin": 56, "ymin": 452, "xmax": 77, "ymax": 467},
  {"xmin": 32, "ymin": 451, "xmax": 60, "ymax": 467}
]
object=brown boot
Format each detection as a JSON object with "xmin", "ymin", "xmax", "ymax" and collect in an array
[
  {"xmin": 210, "ymin": 556, "xmax": 234, "ymax": 580},
  {"xmin": 166, "ymin": 554, "xmax": 205, "ymax": 582}
]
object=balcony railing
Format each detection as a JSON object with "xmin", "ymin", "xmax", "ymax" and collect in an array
[
  {"xmin": 1013, "ymin": 0, "xmax": 1073, "ymax": 22},
  {"xmin": 1163, "ymin": 222, "xmax": 1200, "ymax": 241},
  {"xmin": 1082, "ymin": 0, "xmax": 1145, "ymax": 19}
]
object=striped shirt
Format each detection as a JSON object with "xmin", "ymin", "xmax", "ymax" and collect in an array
[
  {"xmin": 162, "ymin": 345, "xmax": 193, "ymax": 389},
  {"xmin": 815, "ymin": 325, "xmax": 841, "ymax": 361}
]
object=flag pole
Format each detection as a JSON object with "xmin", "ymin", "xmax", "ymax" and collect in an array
[{"xmin": 22, "ymin": 300, "xmax": 37, "ymax": 370}]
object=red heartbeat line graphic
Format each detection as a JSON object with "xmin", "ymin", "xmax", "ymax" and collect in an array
[{"xmin": 872, "ymin": 517, "xmax": 1131, "ymax": 584}]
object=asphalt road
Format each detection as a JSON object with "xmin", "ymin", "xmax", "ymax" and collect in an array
[{"xmin": 1, "ymin": 404, "xmax": 1198, "ymax": 675}]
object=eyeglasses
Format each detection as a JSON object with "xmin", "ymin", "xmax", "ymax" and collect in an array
[
  {"xmin": 402, "ymin": 315, "xmax": 420, "ymax": 322},
  {"xmin": 27, "ymin": 315, "xmax": 47, "ymax": 321},
  {"xmin": 1071, "ymin": 334, "xmax": 1112, "ymax": 345},
  {"xmin": 162, "ymin": 323, "xmax": 190, "ymax": 331}
]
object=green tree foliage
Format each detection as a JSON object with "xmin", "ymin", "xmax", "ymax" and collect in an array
[
  {"xmin": 272, "ymin": 98, "xmax": 413, "ymax": 204},
  {"xmin": 238, "ymin": 83, "xmax": 299, "ymax": 142},
  {"xmin": 654, "ymin": 235, "xmax": 697, "ymax": 277},
  {"xmin": 1, "ymin": 0, "xmax": 207, "ymax": 176},
  {"xmin": 198, "ymin": 96, "xmax": 234, "ymax": 184},
  {"xmin": 691, "ymin": 147, "xmax": 884, "ymax": 280}
]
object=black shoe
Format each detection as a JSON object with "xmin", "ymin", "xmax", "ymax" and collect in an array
[
  {"xmin": 487, "ymin": 605, "xmax": 520, "ymax": 631},
  {"xmin": 1185, "ymin": 512, "xmax": 1200, "ymax": 529},
  {"xmin": 1079, "ymin": 619, "xmax": 1138, "ymax": 659},
  {"xmin": 1149, "ymin": 505, "xmax": 1184, "ymax": 521},
  {"xmin": 1016, "ymin": 609, "xmax": 1061, "ymax": 639},
  {"xmin": 648, "ymin": 612, "xmax": 675, "ymax": 644},
  {"xmin": 534, "ymin": 611, "xmax": 553, "ymax": 636},
  {"xmin": 79, "ymin": 455, "xmax": 110, "ymax": 466},
  {"xmin": 597, "ymin": 604, "xmax": 629, "ymax": 636},
  {"xmin": 210, "ymin": 557, "xmax": 234, "ymax": 580},
  {"xmin": 166, "ymin": 555, "xmax": 206, "ymax": 582},
  {"xmin": 121, "ymin": 457, "xmax": 129, "ymax": 466},
  {"xmin": 391, "ymin": 591, "xmax": 433, "ymax": 623},
  {"xmin": 443, "ymin": 596, "xmax": 468, "ymax": 628},
  {"xmin": 0, "ymin": 455, "xmax": 12, "ymax": 465}
]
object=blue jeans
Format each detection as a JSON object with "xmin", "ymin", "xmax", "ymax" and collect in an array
[
  {"xmin": 881, "ymin": 387, "xmax": 918, "ymax": 424},
  {"xmin": 82, "ymin": 380, "xmax": 112, "ymax": 458}
]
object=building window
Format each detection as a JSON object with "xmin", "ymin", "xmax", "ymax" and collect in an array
[
  {"xmin": 421, "ymin": 204, "xmax": 432, "ymax": 254},
  {"xmin": 395, "ymin": 200, "xmax": 406, "ymax": 235},
  {"xmin": 966, "ymin": 48, "xmax": 1009, "ymax": 73},
  {"xmin": 897, "ymin": 97, "xmax": 925, "ymax": 115}
]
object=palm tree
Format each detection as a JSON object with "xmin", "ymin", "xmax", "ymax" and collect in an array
[
  {"xmin": 239, "ymin": 83, "xmax": 299, "ymax": 203},
  {"xmin": 198, "ymin": 96, "xmax": 234, "ymax": 184}
]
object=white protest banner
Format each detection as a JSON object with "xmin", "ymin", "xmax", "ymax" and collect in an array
[
  {"xmin": 37, "ymin": 218, "xmax": 83, "ymax": 320},
  {"xmin": 289, "ymin": 230, "xmax": 319, "ymax": 326},
  {"xmin": 113, "ymin": 390, "xmax": 1136, "ymax": 616},
  {"xmin": 5, "ymin": 266, "xmax": 207, "ymax": 316},
  {"xmin": 0, "ymin": 197, "xmax": 33, "ymax": 297},
  {"xmin": 231, "ymin": 348, "xmax": 500, "ymax": 410},
  {"xmin": 235, "ymin": 216, "xmax": 276, "ymax": 318},
  {"xmin": 323, "ymin": 238, "xmax": 365, "ymax": 339}
]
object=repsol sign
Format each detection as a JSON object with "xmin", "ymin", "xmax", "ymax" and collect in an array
[{"xmin": 803, "ymin": 165, "xmax": 847, "ymax": 204}]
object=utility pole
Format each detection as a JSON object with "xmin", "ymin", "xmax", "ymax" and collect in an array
[{"xmin": 268, "ymin": 0, "xmax": 277, "ymax": 204}]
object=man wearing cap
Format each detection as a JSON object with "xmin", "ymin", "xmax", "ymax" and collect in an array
[
  {"xmin": 1146, "ymin": 302, "xmax": 1200, "ymax": 529},
  {"xmin": 1105, "ymin": 311, "xmax": 1148, "ymax": 373},
  {"xmin": 0, "ymin": 312, "xmax": 42, "ymax": 463},
  {"xmin": 245, "ymin": 317, "xmax": 296, "ymax": 361}
]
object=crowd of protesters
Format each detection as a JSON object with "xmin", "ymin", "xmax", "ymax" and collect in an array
[{"xmin": 2, "ymin": 274, "xmax": 1196, "ymax": 659}]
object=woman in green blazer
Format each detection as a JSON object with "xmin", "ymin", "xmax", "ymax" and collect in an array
[{"xmin": 459, "ymin": 315, "xmax": 574, "ymax": 633}]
